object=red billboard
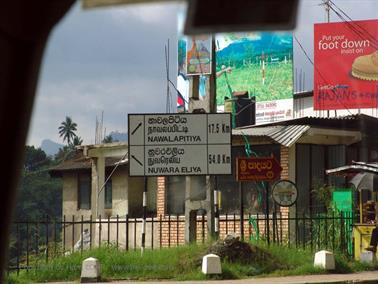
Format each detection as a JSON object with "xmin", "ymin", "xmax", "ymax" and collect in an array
[{"xmin": 314, "ymin": 20, "xmax": 378, "ymax": 110}]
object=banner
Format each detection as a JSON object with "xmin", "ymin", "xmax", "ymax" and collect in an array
[
  {"xmin": 177, "ymin": 11, "xmax": 208, "ymax": 112},
  {"xmin": 314, "ymin": 20, "xmax": 378, "ymax": 110},
  {"xmin": 256, "ymin": 98, "xmax": 293, "ymax": 124},
  {"xmin": 186, "ymin": 36, "xmax": 212, "ymax": 75},
  {"xmin": 216, "ymin": 32, "xmax": 294, "ymax": 108}
]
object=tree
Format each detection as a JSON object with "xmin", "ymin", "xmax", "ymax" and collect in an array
[
  {"xmin": 24, "ymin": 145, "xmax": 50, "ymax": 171},
  {"xmin": 58, "ymin": 116, "xmax": 77, "ymax": 145},
  {"xmin": 102, "ymin": 135, "xmax": 113, "ymax": 144},
  {"xmin": 71, "ymin": 136, "xmax": 83, "ymax": 146}
]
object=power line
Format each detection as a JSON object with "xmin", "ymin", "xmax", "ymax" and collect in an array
[
  {"xmin": 294, "ymin": 35, "xmax": 354, "ymax": 115},
  {"xmin": 327, "ymin": 0, "xmax": 378, "ymax": 49}
]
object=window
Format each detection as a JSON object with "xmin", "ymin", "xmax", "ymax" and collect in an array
[
  {"xmin": 105, "ymin": 179, "xmax": 112, "ymax": 209},
  {"xmin": 78, "ymin": 173, "xmax": 91, "ymax": 210},
  {"xmin": 296, "ymin": 144, "xmax": 347, "ymax": 214},
  {"xmin": 166, "ymin": 176, "xmax": 185, "ymax": 215}
]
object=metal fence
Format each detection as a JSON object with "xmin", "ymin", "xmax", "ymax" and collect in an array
[{"xmin": 8, "ymin": 211, "xmax": 355, "ymax": 274}]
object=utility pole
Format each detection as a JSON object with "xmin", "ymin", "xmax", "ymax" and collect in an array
[
  {"xmin": 324, "ymin": 0, "xmax": 330, "ymax": 23},
  {"xmin": 322, "ymin": 0, "xmax": 332, "ymax": 118},
  {"xmin": 184, "ymin": 35, "xmax": 216, "ymax": 243}
]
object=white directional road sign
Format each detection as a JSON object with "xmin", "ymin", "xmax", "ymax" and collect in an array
[{"xmin": 128, "ymin": 113, "xmax": 232, "ymax": 176}]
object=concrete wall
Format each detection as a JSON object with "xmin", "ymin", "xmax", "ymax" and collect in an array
[
  {"xmin": 109, "ymin": 168, "xmax": 128, "ymax": 217},
  {"xmin": 62, "ymin": 172, "xmax": 91, "ymax": 218},
  {"xmin": 61, "ymin": 167, "xmax": 158, "ymax": 249},
  {"xmin": 62, "ymin": 172, "xmax": 92, "ymax": 249},
  {"xmin": 93, "ymin": 218, "xmax": 159, "ymax": 249}
]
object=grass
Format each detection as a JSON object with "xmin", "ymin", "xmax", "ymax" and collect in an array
[
  {"xmin": 216, "ymin": 61, "xmax": 293, "ymax": 105},
  {"xmin": 5, "ymin": 241, "xmax": 378, "ymax": 284}
]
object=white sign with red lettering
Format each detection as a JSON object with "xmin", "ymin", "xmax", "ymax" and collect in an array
[{"xmin": 255, "ymin": 99, "xmax": 293, "ymax": 125}]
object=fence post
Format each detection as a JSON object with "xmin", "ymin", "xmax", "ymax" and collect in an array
[
  {"xmin": 26, "ymin": 221, "xmax": 29, "ymax": 272},
  {"xmin": 46, "ymin": 215, "xmax": 49, "ymax": 263},
  {"xmin": 151, "ymin": 216, "xmax": 154, "ymax": 250},
  {"xmin": 107, "ymin": 216, "xmax": 110, "ymax": 246},
  {"xmin": 233, "ymin": 213, "xmax": 236, "ymax": 233},
  {"xmin": 310, "ymin": 211, "xmax": 313, "ymax": 252},
  {"xmin": 134, "ymin": 218, "xmax": 137, "ymax": 251},
  {"xmin": 317, "ymin": 213, "xmax": 320, "ymax": 250},
  {"xmin": 89, "ymin": 215, "xmax": 92, "ymax": 250},
  {"xmin": 99, "ymin": 215, "xmax": 102, "ymax": 248},
  {"xmin": 279, "ymin": 212, "xmax": 283, "ymax": 245},
  {"xmin": 287, "ymin": 213, "xmax": 291, "ymax": 248},
  {"xmin": 332, "ymin": 211, "xmax": 335, "ymax": 251},
  {"xmin": 63, "ymin": 215, "xmax": 66, "ymax": 253},
  {"xmin": 116, "ymin": 215, "xmax": 119, "ymax": 249},
  {"xmin": 72, "ymin": 215, "xmax": 75, "ymax": 251},
  {"xmin": 54, "ymin": 218, "xmax": 57, "ymax": 258},
  {"xmin": 272, "ymin": 210, "xmax": 276, "ymax": 244},
  {"xmin": 295, "ymin": 209, "xmax": 298, "ymax": 248},
  {"xmin": 36, "ymin": 220, "xmax": 39, "ymax": 258},
  {"xmin": 16, "ymin": 223, "xmax": 20, "ymax": 275},
  {"xmin": 126, "ymin": 214, "xmax": 129, "ymax": 251},
  {"xmin": 248, "ymin": 213, "xmax": 251, "ymax": 241},
  {"xmin": 80, "ymin": 216, "xmax": 84, "ymax": 255},
  {"xmin": 176, "ymin": 214, "xmax": 179, "ymax": 246},
  {"xmin": 225, "ymin": 213, "xmax": 228, "ymax": 235},
  {"xmin": 302, "ymin": 212, "xmax": 305, "ymax": 250},
  {"xmin": 159, "ymin": 214, "xmax": 162, "ymax": 249},
  {"xmin": 168, "ymin": 214, "xmax": 171, "ymax": 248},
  {"xmin": 325, "ymin": 213, "xmax": 328, "ymax": 249},
  {"xmin": 340, "ymin": 211, "xmax": 345, "ymax": 254},
  {"xmin": 266, "ymin": 183, "xmax": 270, "ymax": 246},
  {"xmin": 202, "ymin": 212, "xmax": 205, "ymax": 244}
]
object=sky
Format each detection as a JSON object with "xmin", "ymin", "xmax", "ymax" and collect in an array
[{"xmin": 27, "ymin": 0, "xmax": 378, "ymax": 147}]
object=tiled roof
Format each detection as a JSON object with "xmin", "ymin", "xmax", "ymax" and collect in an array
[{"xmin": 49, "ymin": 151, "xmax": 127, "ymax": 177}]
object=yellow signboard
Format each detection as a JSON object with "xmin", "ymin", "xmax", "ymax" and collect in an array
[{"xmin": 353, "ymin": 224, "xmax": 378, "ymax": 260}]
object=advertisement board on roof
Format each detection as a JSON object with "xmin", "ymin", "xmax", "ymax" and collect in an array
[
  {"xmin": 177, "ymin": 11, "xmax": 208, "ymax": 112},
  {"xmin": 186, "ymin": 36, "xmax": 212, "ymax": 75},
  {"xmin": 216, "ymin": 32, "xmax": 294, "ymax": 107},
  {"xmin": 314, "ymin": 20, "xmax": 378, "ymax": 110},
  {"xmin": 256, "ymin": 98, "xmax": 293, "ymax": 124}
]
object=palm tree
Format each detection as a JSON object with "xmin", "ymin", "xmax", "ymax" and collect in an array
[
  {"xmin": 71, "ymin": 136, "xmax": 83, "ymax": 146},
  {"xmin": 58, "ymin": 116, "xmax": 77, "ymax": 145}
]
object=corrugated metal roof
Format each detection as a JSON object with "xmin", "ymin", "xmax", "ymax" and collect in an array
[
  {"xmin": 326, "ymin": 161, "xmax": 378, "ymax": 175},
  {"xmin": 233, "ymin": 124, "xmax": 310, "ymax": 147}
]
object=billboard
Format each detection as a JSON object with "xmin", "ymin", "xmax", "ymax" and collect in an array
[
  {"xmin": 186, "ymin": 36, "xmax": 212, "ymax": 75},
  {"xmin": 177, "ymin": 11, "xmax": 209, "ymax": 112},
  {"xmin": 216, "ymin": 32, "xmax": 294, "ymax": 111},
  {"xmin": 314, "ymin": 20, "xmax": 378, "ymax": 110}
]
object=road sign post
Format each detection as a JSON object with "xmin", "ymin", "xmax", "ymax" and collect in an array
[
  {"xmin": 236, "ymin": 156, "xmax": 282, "ymax": 245},
  {"xmin": 128, "ymin": 113, "xmax": 232, "ymax": 176}
]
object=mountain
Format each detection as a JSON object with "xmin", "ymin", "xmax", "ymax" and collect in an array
[
  {"xmin": 217, "ymin": 33, "xmax": 293, "ymax": 65},
  {"xmin": 109, "ymin": 131, "xmax": 128, "ymax": 142},
  {"xmin": 40, "ymin": 139, "xmax": 64, "ymax": 156}
]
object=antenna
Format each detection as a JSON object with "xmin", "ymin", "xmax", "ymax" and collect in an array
[{"xmin": 165, "ymin": 39, "xmax": 172, "ymax": 113}]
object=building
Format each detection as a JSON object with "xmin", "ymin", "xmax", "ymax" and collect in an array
[{"xmin": 49, "ymin": 113, "xmax": 378, "ymax": 249}]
